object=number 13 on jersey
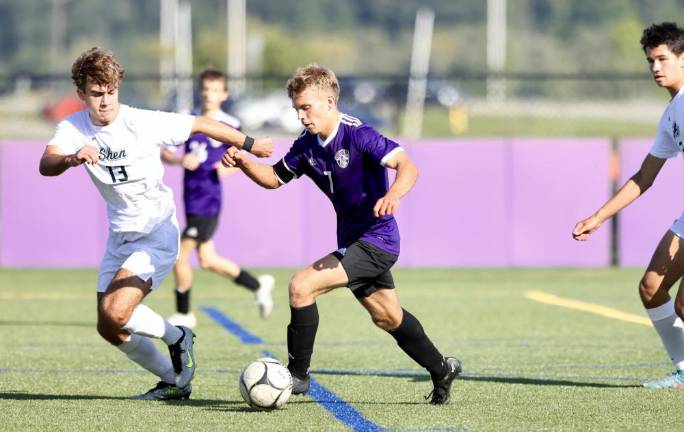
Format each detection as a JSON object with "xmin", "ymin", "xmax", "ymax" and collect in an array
[{"xmin": 107, "ymin": 165, "xmax": 129, "ymax": 183}]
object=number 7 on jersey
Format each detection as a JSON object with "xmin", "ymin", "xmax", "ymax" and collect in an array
[{"xmin": 323, "ymin": 170, "xmax": 334, "ymax": 193}]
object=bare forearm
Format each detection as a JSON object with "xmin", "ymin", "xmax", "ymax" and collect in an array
[
  {"xmin": 594, "ymin": 154, "xmax": 664, "ymax": 222},
  {"xmin": 388, "ymin": 160, "xmax": 418, "ymax": 199},
  {"xmin": 216, "ymin": 165, "xmax": 239, "ymax": 177},
  {"xmin": 39, "ymin": 154, "xmax": 72, "ymax": 176},
  {"xmin": 161, "ymin": 148, "xmax": 182, "ymax": 165},
  {"xmin": 240, "ymin": 159, "xmax": 280, "ymax": 189},
  {"xmin": 192, "ymin": 116, "xmax": 246, "ymax": 148},
  {"xmin": 594, "ymin": 178, "xmax": 644, "ymax": 222},
  {"xmin": 572, "ymin": 155, "xmax": 663, "ymax": 241}
]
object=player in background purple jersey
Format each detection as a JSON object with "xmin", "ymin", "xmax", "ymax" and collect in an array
[
  {"xmin": 162, "ymin": 69, "xmax": 275, "ymax": 329},
  {"xmin": 222, "ymin": 64, "xmax": 461, "ymax": 405}
]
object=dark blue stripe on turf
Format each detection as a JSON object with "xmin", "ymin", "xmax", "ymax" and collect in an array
[
  {"xmin": 260, "ymin": 349, "xmax": 382, "ymax": 431},
  {"xmin": 305, "ymin": 374, "xmax": 382, "ymax": 432},
  {"xmin": 203, "ymin": 307, "xmax": 382, "ymax": 432},
  {"xmin": 201, "ymin": 306, "xmax": 262, "ymax": 345}
]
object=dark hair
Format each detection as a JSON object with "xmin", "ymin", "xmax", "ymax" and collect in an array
[
  {"xmin": 199, "ymin": 68, "xmax": 227, "ymax": 90},
  {"xmin": 71, "ymin": 47, "xmax": 125, "ymax": 91},
  {"xmin": 640, "ymin": 22, "xmax": 684, "ymax": 54}
]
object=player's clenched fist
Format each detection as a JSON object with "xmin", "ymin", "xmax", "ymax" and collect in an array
[
  {"xmin": 67, "ymin": 145, "xmax": 99, "ymax": 166},
  {"xmin": 373, "ymin": 192, "xmax": 400, "ymax": 217},
  {"xmin": 572, "ymin": 215, "xmax": 602, "ymax": 241},
  {"xmin": 222, "ymin": 146, "xmax": 244, "ymax": 168},
  {"xmin": 181, "ymin": 153, "xmax": 200, "ymax": 171},
  {"xmin": 250, "ymin": 137, "xmax": 273, "ymax": 158}
]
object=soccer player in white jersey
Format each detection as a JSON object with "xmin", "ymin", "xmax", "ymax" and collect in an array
[
  {"xmin": 573, "ymin": 23, "xmax": 684, "ymax": 388},
  {"xmin": 38, "ymin": 47, "xmax": 272, "ymax": 400}
]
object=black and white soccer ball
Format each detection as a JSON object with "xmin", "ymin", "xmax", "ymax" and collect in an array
[{"xmin": 239, "ymin": 357, "xmax": 293, "ymax": 410}]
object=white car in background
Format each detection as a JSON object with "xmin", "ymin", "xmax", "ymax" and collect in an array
[{"xmin": 232, "ymin": 92, "xmax": 302, "ymax": 133}]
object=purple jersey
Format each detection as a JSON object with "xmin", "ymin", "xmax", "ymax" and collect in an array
[
  {"xmin": 181, "ymin": 111, "xmax": 241, "ymax": 216},
  {"xmin": 276, "ymin": 114, "xmax": 404, "ymax": 255}
]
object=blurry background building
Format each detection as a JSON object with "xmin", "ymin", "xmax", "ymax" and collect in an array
[{"xmin": 0, "ymin": 0, "xmax": 674, "ymax": 139}]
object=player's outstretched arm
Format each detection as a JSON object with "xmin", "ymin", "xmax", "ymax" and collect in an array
[
  {"xmin": 192, "ymin": 116, "xmax": 273, "ymax": 158},
  {"xmin": 213, "ymin": 161, "xmax": 239, "ymax": 177},
  {"xmin": 221, "ymin": 146, "xmax": 281, "ymax": 189},
  {"xmin": 373, "ymin": 150, "xmax": 419, "ymax": 217},
  {"xmin": 39, "ymin": 144, "xmax": 99, "ymax": 176},
  {"xmin": 572, "ymin": 154, "xmax": 666, "ymax": 241},
  {"xmin": 161, "ymin": 147, "xmax": 200, "ymax": 170}
]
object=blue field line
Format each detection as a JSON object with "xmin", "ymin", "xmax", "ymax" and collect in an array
[
  {"xmin": 305, "ymin": 374, "xmax": 382, "ymax": 432},
  {"xmin": 201, "ymin": 306, "xmax": 262, "ymax": 344},
  {"xmin": 202, "ymin": 306, "xmax": 383, "ymax": 432}
]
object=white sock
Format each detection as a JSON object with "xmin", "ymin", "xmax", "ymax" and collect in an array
[
  {"xmin": 647, "ymin": 299, "xmax": 684, "ymax": 370},
  {"xmin": 122, "ymin": 304, "xmax": 183, "ymax": 345},
  {"xmin": 118, "ymin": 334, "xmax": 176, "ymax": 384}
]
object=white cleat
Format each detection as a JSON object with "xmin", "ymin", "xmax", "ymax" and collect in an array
[
  {"xmin": 167, "ymin": 312, "xmax": 197, "ymax": 329},
  {"xmin": 643, "ymin": 371, "xmax": 684, "ymax": 389},
  {"xmin": 255, "ymin": 274, "xmax": 275, "ymax": 319}
]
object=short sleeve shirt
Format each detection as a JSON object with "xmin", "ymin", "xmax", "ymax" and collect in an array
[
  {"xmin": 650, "ymin": 88, "xmax": 684, "ymax": 159},
  {"xmin": 277, "ymin": 113, "xmax": 404, "ymax": 255},
  {"xmin": 48, "ymin": 105, "xmax": 194, "ymax": 233}
]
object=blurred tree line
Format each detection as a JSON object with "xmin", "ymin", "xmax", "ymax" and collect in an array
[{"xmin": 1, "ymin": 0, "xmax": 684, "ymax": 91}]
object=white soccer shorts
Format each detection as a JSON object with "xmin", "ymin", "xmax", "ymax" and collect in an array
[{"xmin": 97, "ymin": 217, "xmax": 180, "ymax": 293}]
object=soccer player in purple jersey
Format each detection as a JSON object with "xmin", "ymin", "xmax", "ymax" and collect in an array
[
  {"xmin": 222, "ymin": 64, "xmax": 461, "ymax": 404},
  {"xmin": 162, "ymin": 69, "xmax": 275, "ymax": 329}
]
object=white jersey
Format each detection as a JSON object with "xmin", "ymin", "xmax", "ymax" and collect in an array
[
  {"xmin": 48, "ymin": 104, "xmax": 194, "ymax": 233},
  {"xmin": 650, "ymin": 87, "xmax": 684, "ymax": 159}
]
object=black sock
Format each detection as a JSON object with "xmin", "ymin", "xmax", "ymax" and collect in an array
[
  {"xmin": 388, "ymin": 309, "xmax": 446, "ymax": 379},
  {"xmin": 234, "ymin": 270, "xmax": 260, "ymax": 291},
  {"xmin": 287, "ymin": 303, "xmax": 319, "ymax": 378},
  {"xmin": 175, "ymin": 289, "xmax": 190, "ymax": 314}
]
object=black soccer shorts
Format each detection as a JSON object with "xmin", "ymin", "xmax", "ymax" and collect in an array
[
  {"xmin": 332, "ymin": 240, "xmax": 398, "ymax": 299},
  {"xmin": 181, "ymin": 215, "xmax": 219, "ymax": 243}
]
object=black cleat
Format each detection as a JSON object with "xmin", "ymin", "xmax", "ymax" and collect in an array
[
  {"xmin": 291, "ymin": 373, "xmax": 311, "ymax": 395},
  {"xmin": 131, "ymin": 381, "xmax": 192, "ymax": 400},
  {"xmin": 168, "ymin": 326, "xmax": 196, "ymax": 388},
  {"xmin": 427, "ymin": 357, "xmax": 462, "ymax": 405}
]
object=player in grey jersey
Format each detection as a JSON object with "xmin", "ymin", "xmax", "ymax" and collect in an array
[
  {"xmin": 39, "ymin": 47, "xmax": 272, "ymax": 400},
  {"xmin": 222, "ymin": 64, "xmax": 461, "ymax": 404},
  {"xmin": 574, "ymin": 23, "xmax": 684, "ymax": 389}
]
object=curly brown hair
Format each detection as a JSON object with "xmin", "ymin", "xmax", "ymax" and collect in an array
[
  {"xmin": 71, "ymin": 47, "xmax": 125, "ymax": 91},
  {"xmin": 286, "ymin": 64, "xmax": 340, "ymax": 102}
]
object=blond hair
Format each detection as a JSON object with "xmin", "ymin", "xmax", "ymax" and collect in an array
[
  {"xmin": 286, "ymin": 64, "xmax": 340, "ymax": 102},
  {"xmin": 71, "ymin": 47, "xmax": 125, "ymax": 91}
]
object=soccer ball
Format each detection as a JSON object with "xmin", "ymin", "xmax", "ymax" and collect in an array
[{"xmin": 239, "ymin": 357, "xmax": 293, "ymax": 410}]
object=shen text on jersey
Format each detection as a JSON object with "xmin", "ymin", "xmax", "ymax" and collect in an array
[{"xmin": 99, "ymin": 147, "xmax": 127, "ymax": 162}]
